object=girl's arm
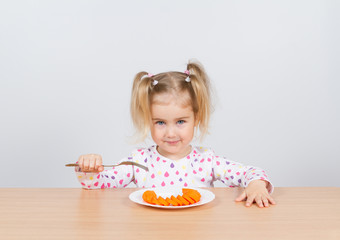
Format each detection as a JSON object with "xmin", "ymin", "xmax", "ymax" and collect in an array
[
  {"xmin": 75, "ymin": 154, "xmax": 134, "ymax": 189},
  {"xmin": 212, "ymin": 154, "xmax": 275, "ymax": 207},
  {"xmin": 212, "ymin": 155, "xmax": 273, "ymax": 192}
]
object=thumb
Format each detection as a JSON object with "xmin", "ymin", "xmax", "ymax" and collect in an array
[
  {"xmin": 98, "ymin": 166, "xmax": 104, "ymax": 172},
  {"xmin": 235, "ymin": 190, "xmax": 247, "ymax": 202}
]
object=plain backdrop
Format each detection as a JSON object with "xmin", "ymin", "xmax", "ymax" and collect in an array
[{"xmin": 0, "ymin": 0, "xmax": 339, "ymax": 188}]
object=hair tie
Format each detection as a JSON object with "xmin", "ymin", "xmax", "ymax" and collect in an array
[
  {"xmin": 184, "ymin": 70, "xmax": 191, "ymax": 82},
  {"xmin": 140, "ymin": 73, "xmax": 158, "ymax": 86},
  {"xmin": 141, "ymin": 73, "xmax": 154, "ymax": 80},
  {"xmin": 152, "ymin": 80, "xmax": 158, "ymax": 86}
]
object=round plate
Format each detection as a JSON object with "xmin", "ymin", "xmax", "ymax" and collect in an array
[{"xmin": 129, "ymin": 187, "xmax": 215, "ymax": 209}]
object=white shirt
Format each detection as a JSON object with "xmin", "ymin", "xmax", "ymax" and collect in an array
[{"xmin": 76, "ymin": 145, "xmax": 273, "ymax": 193}]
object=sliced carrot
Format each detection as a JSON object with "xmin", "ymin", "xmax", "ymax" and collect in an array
[
  {"xmin": 186, "ymin": 190, "xmax": 199, "ymax": 199},
  {"xmin": 142, "ymin": 190, "xmax": 157, "ymax": 204},
  {"xmin": 182, "ymin": 188, "xmax": 190, "ymax": 194},
  {"xmin": 158, "ymin": 196, "xmax": 170, "ymax": 206},
  {"xmin": 183, "ymin": 188, "xmax": 201, "ymax": 198},
  {"xmin": 196, "ymin": 191, "xmax": 202, "ymax": 198},
  {"xmin": 151, "ymin": 196, "xmax": 162, "ymax": 205},
  {"xmin": 187, "ymin": 192, "xmax": 200, "ymax": 203},
  {"xmin": 144, "ymin": 189, "xmax": 201, "ymax": 207},
  {"xmin": 183, "ymin": 194, "xmax": 196, "ymax": 204},
  {"xmin": 142, "ymin": 191, "xmax": 151, "ymax": 203},
  {"xmin": 150, "ymin": 191, "xmax": 157, "ymax": 198},
  {"xmin": 183, "ymin": 189, "xmax": 201, "ymax": 203},
  {"xmin": 142, "ymin": 193, "xmax": 148, "ymax": 203},
  {"xmin": 177, "ymin": 195, "xmax": 189, "ymax": 205},
  {"xmin": 165, "ymin": 197, "xmax": 178, "ymax": 206},
  {"xmin": 171, "ymin": 195, "xmax": 183, "ymax": 206}
]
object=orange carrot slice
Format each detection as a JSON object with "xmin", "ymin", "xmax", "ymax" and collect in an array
[
  {"xmin": 182, "ymin": 188, "xmax": 190, "ymax": 194},
  {"xmin": 151, "ymin": 196, "xmax": 162, "ymax": 205},
  {"xmin": 187, "ymin": 192, "xmax": 200, "ymax": 203},
  {"xmin": 171, "ymin": 195, "xmax": 183, "ymax": 206},
  {"xmin": 183, "ymin": 194, "xmax": 196, "ymax": 204},
  {"xmin": 143, "ymin": 189, "xmax": 201, "ymax": 206},
  {"xmin": 183, "ymin": 189, "xmax": 201, "ymax": 203},
  {"xmin": 177, "ymin": 195, "xmax": 189, "ymax": 205},
  {"xmin": 183, "ymin": 189, "xmax": 201, "ymax": 198},
  {"xmin": 158, "ymin": 196, "xmax": 170, "ymax": 206},
  {"xmin": 142, "ymin": 193, "xmax": 148, "ymax": 203},
  {"xmin": 142, "ymin": 190, "xmax": 157, "ymax": 204},
  {"xmin": 166, "ymin": 197, "xmax": 178, "ymax": 206}
]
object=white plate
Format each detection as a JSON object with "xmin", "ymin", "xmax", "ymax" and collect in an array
[{"xmin": 129, "ymin": 187, "xmax": 215, "ymax": 209}]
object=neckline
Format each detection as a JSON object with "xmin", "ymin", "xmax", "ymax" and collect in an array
[{"xmin": 152, "ymin": 145, "xmax": 194, "ymax": 162}]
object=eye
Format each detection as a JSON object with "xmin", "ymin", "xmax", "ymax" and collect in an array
[
  {"xmin": 156, "ymin": 121, "xmax": 165, "ymax": 126},
  {"xmin": 177, "ymin": 120, "xmax": 185, "ymax": 125}
]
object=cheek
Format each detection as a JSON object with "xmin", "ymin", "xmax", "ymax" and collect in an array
[
  {"xmin": 151, "ymin": 125, "xmax": 163, "ymax": 137},
  {"xmin": 181, "ymin": 125, "xmax": 195, "ymax": 138}
]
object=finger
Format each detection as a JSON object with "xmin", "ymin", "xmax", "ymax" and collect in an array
[
  {"xmin": 98, "ymin": 165, "xmax": 104, "ymax": 172},
  {"xmin": 94, "ymin": 158, "xmax": 99, "ymax": 171},
  {"xmin": 245, "ymin": 195, "xmax": 255, "ymax": 207},
  {"xmin": 95, "ymin": 156, "xmax": 103, "ymax": 171},
  {"xmin": 81, "ymin": 156, "xmax": 89, "ymax": 171},
  {"xmin": 262, "ymin": 198, "xmax": 269, "ymax": 207},
  {"xmin": 267, "ymin": 195, "xmax": 276, "ymax": 205},
  {"xmin": 89, "ymin": 157, "xmax": 96, "ymax": 171},
  {"xmin": 235, "ymin": 191, "xmax": 247, "ymax": 202},
  {"xmin": 78, "ymin": 155, "xmax": 84, "ymax": 167},
  {"xmin": 255, "ymin": 196, "xmax": 264, "ymax": 208},
  {"xmin": 83, "ymin": 157, "xmax": 90, "ymax": 172},
  {"xmin": 98, "ymin": 155, "xmax": 102, "ymax": 165},
  {"xmin": 77, "ymin": 155, "xmax": 84, "ymax": 171}
]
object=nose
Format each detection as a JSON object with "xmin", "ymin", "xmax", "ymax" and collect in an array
[{"xmin": 165, "ymin": 125, "xmax": 177, "ymax": 138}]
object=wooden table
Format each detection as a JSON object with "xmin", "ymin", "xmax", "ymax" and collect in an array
[{"xmin": 0, "ymin": 187, "xmax": 339, "ymax": 240}]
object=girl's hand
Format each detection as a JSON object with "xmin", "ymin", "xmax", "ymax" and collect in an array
[
  {"xmin": 235, "ymin": 180, "xmax": 276, "ymax": 208},
  {"xmin": 77, "ymin": 154, "xmax": 104, "ymax": 172}
]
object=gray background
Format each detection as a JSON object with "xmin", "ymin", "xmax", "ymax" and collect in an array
[{"xmin": 0, "ymin": 0, "xmax": 339, "ymax": 188}]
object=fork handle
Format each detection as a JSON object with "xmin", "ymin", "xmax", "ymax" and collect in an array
[
  {"xmin": 65, "ymin": 163, "xmax": 115, "ymax": 167},
  {"xmin": 65, "ymin": 162, "xmax": 148, "ymax": 171}
]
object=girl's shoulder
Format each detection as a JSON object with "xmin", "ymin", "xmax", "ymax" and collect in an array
[
  {"xmin": 192, "ymin": 146, "xmax": 216, "ymax": 156},
  {"xmin": 129, "ymin": 145, "xmax": 157, "ymax": 158},
  {"xmin": 118, "ymin": 146, "xmax": 155, "ymax": 164}
]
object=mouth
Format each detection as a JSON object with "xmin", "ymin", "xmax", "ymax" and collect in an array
[{"xmin": 165, "ymin": 140, "xmax": 180, "ymax": 145}]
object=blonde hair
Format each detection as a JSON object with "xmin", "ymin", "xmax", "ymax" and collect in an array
[{"xmin": 130, "ymin": 60, "xmax": 212, "ymax": 142}]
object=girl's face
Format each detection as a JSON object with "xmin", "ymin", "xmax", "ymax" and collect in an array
[{"xmin": 150, "ymin": 92, "xmax": 197, "ymax": 160}]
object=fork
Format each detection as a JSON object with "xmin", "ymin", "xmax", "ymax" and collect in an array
[{"xmin": 65, "ymin": 161, "xmax": 149, "ymax": 171}]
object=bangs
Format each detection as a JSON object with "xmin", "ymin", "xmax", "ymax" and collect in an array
[{"xmin": 151, "ymin": 90, "xmax": 193, "ymax": 110}]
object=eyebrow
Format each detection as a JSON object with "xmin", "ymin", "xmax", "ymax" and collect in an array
[{"xmin": 152, "ymin": 116, "xmax": 190, "ymax": 121}]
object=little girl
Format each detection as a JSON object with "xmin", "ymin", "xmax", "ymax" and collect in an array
[{"xmin": 75, "ymin": 61, "xmax": 276, "ymax": 208}]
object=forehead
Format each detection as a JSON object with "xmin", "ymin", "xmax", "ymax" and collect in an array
[
  {"xmin": 151, "ymin": 93, "xmax": 194, "ymax": 119},
  {"xmin": 152, "ymin": 91, "xmax": 192, "ymax": 108}
]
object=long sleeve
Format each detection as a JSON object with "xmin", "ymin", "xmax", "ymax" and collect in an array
[
  {"xmin": 75, "ymin": 158, "xmax": 135, "ymax": 189},
  {"xmin": 212, "ymin": 153, "xmax": 274, "ymax": 193}
]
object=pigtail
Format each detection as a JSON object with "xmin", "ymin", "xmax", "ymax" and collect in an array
[
  {"xmin": 130, "ymin": 72, "xmax": 153, "ymax": 141},
  {"xmin": 186, "ymin": 61, "xmax": 212, "ymax": 139}
]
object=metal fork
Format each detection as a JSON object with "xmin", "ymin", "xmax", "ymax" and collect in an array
[{"xmin": 65, "ymin": 161, "xmax": 149, "ymax": 171}]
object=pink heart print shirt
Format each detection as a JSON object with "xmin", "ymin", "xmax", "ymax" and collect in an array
[{"xmin": 76, "ymin": 145, "xmax": 273, "ymax": 192}]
